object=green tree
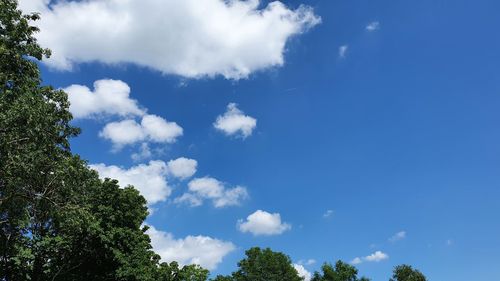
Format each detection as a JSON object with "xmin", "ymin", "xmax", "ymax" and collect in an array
[
  {"xmin": 0, "ymin": 1, "xmax": 208, "ymax": 280},
  {"xmin": 214, "ymin": 247, "xmax": 303, "ymax": 281},
  {"xmin": 389, "ymin": 265, "xmax": 427, "ymax": 281},
  {"xmin": 157, "ymin": 261, "xmax": 209, "ymax": 281},
  {"xmin": 311, "ymin": 261, "xmax": 370, "ymax": 281}
]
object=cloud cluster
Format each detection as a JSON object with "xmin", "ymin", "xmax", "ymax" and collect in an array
[
  {"xmin": 19, "ymin": 0, "xmax": 320, "ymax": 79},
  {"xmin": 64, "ymin": 79, "xmax": 183, "ymax": 154},
  {"xmin": 214, "ymin": 103, "xmax": 257, "ymax": 138},
  {"xmin": 99, "ymin": 114, "xmax": 183, "ymax": 149},
  {"xmin": 351, "ymin": 251, "xmax": 389, "ymax": 265},
  {"xmin": 65, "ymin": 79, "xmax": 144, "ymax": 119},
  {"xmin": 90, "ymin": 158, "xmax": 197, "ymax": 205},
  {"xmin": 175, "ymin": 177, "xmax": 248, "ymax": 208},
  {"xmin": 147, "ymin": 225, "xmax": 235, "ymax": 270},
  {"xmin": 238, "ymin": 210, "xmax": 291, "ymax": 236}
]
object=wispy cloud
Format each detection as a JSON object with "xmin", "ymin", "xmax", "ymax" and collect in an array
[
  {"xmin": 389, "ymin": 231, "xmax": 407, "ymax": 242},
  {"xmin": 323, "ymin": 210, "xmax": 334, "ymax": 218},
  {"xmin": 366, "ymin": 21, "xmax": 380, "ymax": 31},
  {"xmin": 338, "ymin": 45, "xmax": 349, "ymax": 58}
]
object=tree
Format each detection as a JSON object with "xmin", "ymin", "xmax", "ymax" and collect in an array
[
  {"xmin": 389, "ymin": 265, "xmax": 427, "ymax": 281},
  {"xmin": 214, "ymin": 247, "xmax": 303, "ymax": 281},
  {"xmin": 156, "ymin": 261, "xmax": 209, "ymax": 281},
  {"xmin": 0, "ymin": 1, "xmax": 207, "ymax": 280},
  {"xmin": 311, "ymin": 261, "xmax": 370, "ymax": 281}
]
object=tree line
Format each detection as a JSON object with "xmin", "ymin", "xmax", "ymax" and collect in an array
[{"xmin": 0, "ymin": 1, "xmax": 428, "ymax": 280}]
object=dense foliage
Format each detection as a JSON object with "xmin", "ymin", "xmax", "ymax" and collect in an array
[
  {"xmin": 311, "ymin": 261, "xmax": 370, "ymax": 281},
  {"xmin": 213, "ymin": 247, "xmax": 303, "ymax": 281},
  {"xmin": 0, "ymin": 1, "xmax": 430, "ymax": 280}
]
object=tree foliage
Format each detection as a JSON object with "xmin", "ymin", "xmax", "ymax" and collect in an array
[
  {"xmin": 389, "ymin": 265, "xmax": 427, "ymax": 281},
  {"xmin": 311, "ymin": 261, "xmax": 369, "ymax": 281},
  {"xmin": 0, "ymin": 1, "xmax": 203, "ymax": 280},
  {"xmin": 213, "ymin": 247, "xmax": 303, "ymax": 281}
]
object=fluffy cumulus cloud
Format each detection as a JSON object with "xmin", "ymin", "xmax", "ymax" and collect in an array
[
  {"xmin": 64, "ymin": 79, "xmax": 144, "ymax": 119},
  {"xmin": 99, "ymin": 114, "xmax": 183, "ymax": 149},
  {"xmin": 293, "ymin": 264, "xmax": 312, "ymax": 281},
  {"xmin": 19, "ymin": 0, "xmax": 321, "ymax": 79},
  {"xmin": 175, "ymin": 177, "xmax": 248, "ymax": 208},
  {"xmin": 167, "ymin": 157, "xmax": 198, "ymax": 180},
  {"xmin": 351, "ymin": 251, "xmax": 389, "ymax": 265},
  {"xmin": 89, "ymin": 158, "xmax": 196, "ymax": 204},
  {"xmin": 389, "ymin": 231, "xmax": 406, "ymax": 242},
  {"xmin": 238, "ymin": 210, "xmax": 291, "ymax": 236},
  {"xmin": 90, "ymin": 160, "xmax": 170, "ymax": 205},
  {"xmin": 146, "ymin": 225, "xmax": 235, "ymax": 270},
  {"xmin": 214, "ymin": 103, "xmax": 257, "ymax": 138}
]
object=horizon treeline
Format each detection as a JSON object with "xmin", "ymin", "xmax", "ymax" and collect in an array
[{"xmin": 0, "ymin": 1, "xmax": 427, "ymax": 280}]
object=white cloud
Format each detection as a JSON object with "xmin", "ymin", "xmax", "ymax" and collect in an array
[
  {"xmin": 365, "ymin": 251, "xmax": 389, "ymax": 262},
  {"xmin": 293, "ymin": 264, "xmax": 312, "ymax": 281},
  {"xmin": 298, "ymin": 259, "xmax": 316, "ymax": 266},
  {"xmin": 214, "ymin": 103, "xmax": 257, "ymax": 138},
  {"xmin": 167, "ymin": 157, "xmax": 198, "ymax": 180},
  {"xmin": 389, "ymin": 231, "xmax": 406, "ymax": 242},
  {"xmin": 366, "ymin": 21, "xmax": 380, "ymax": 31},
  {"xmin": 323, "ymin": 210, "xmax": 334, "ymax": 218},
  {"xmin": 64, "ymin": 79, "xmax": 144, "ymax": 119},
  {"xmin": 175, "ymin": 177, "xmax": 248, "ymax": 208},
  {"xmin": 99, "ymin": 114, "xmax": 183, "ymax": 149},
  {"xmin": 238, "ymin": 210, "xmax": 291, "ymax": 236},
  {"xmin": 19, "ymin": 0, "xmax": 321, "ymax": 79},
  {"xmin": 338, "ymin": 45, "xmax": 348, "ymax": 58},
  {"xmin": 131, "ymin": 143, "xmax": 153, "ymax": 162},
  {"xmin": 351, "ymin": 251, "xmax": 389, "ymax": 265},
  {"xmin": 90, "ymin": 160, "xmax": 170, "ymax": 205},
  {"xmin": 351, "ymin": 257, "xmax": 363, "ymax": 265},
  {"xmin": 146, "ymin": 225, "xmax": 235, "ymax": 270}
]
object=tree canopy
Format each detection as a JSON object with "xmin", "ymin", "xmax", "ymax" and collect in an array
[
  {"xmin": 311, "ymin": 261, "xmax": 370, "ymax": 281},
  {"xmin": 212, "ymin": 247, "xmax": 303, "ymax": 281}
]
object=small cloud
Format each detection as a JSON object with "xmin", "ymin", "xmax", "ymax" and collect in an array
[
  {"xmin": 214, "ymin": 103, "xmax": 257, "ymax": 139},
  {"xmin": 389, "ymin": 231, "xmax": 407, "ymax": 242},
  {"xmin": 99, "ymin": 114, "xmax": 183, "ymax": 150},
  {"xmin": 351, "ymin": 257, "xmax": 363, "ymax": 265},
  {"xmin": 351, "ymin": 251, "xmax": 389, "ymax": 265},
  {"xmin": 293, "ymin": 264, "xmax": 312, "ymax": 281},
  {"xmin": 446, "ymin": 239, "xmax": 453, "ymax": 246},
  {"xmin": 238, "ymin": 210, "xmax": 291, "ymax": 236},
  {"xmin": 167, "ymin": 157, "xmax": 197, "ymax": 180},
  {"xmin": 366, "ymin": 21, "xmax": 380, "ymax": 31},
  {"xmin": 175, "ymin": 177, "xmax": 248, "ymax": 208},
  {"xmin": 323, "ymin": 210, "xmax": 334, "ymax": 218},
  {"xmin": 338, "ymin": 45, "xmax": 348, "ymax": 58},
  {"xmin": 65, "ymin": 79, "xmax": 145, "ymax": 119},
  {"xmin": 298, "ymin": 259, "xmax": 316, "ymax": 266}
]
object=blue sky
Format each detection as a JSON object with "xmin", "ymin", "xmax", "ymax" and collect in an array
[{"xmin": 21, "ymin": 0, "xmax": 500, "ymax": 280}]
